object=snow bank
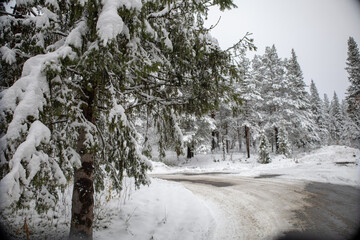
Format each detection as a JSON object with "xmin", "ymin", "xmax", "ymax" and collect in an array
[
  {"xmin": 150, "ymin": 145, "xmax": 360, "ymax": 186},
  {"xmin": 95, "ymin": 178, "xmax": 214, "ymax": 240}
]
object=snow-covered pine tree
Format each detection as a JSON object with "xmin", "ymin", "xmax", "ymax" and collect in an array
[
  {"xmin": 0, "ymin": 0, "xmax": 243, "ymax": 238},
  {"xmin": 179, "ymin": 113, "xmax": 216, "ymax": 158},
  {"xmin": 329, "ymin": 92, "xmax": 343, "ymax": 144},
  {"xmin": 323, "ymin": 94, "xmax": 331, "ymax": 113},
  {"xmin": 249, "ymin": 47, "xmax": 319, "ymax": 153},
  {"xmin": 285, "ymin": 49, "xmax": 319, "ymax": 148},
  {"xmin": 339, "ymin": 100, "xmax": 359, "ymax": 147},
  {"xmin": 345, "ymin": 37, "xmax": 360, "ymax": 130},
  {"xmin": 309, "ymin": 80, "xmax": 329, "ymax": 145},
  {"xmin": 236, "ymin": 51, "xmax": 262, "ymax": 158},
  {"xmin": 258, "ymin": 130, "xmax": 271, "ymax": 164},
  {"xmin": 322, "ymin": 93, "xmax": 332, "ymax": 143},
  {"xmin": 277, "ymin": 125, "xmax": 291, "ymax": 157},
  {"xmin": 256, "ymin": 45, "xmax": 289, "ymax": 152}
]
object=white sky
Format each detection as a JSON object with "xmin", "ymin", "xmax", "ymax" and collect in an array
[{"xmin": 205, "ymin": 0, "xmax": 360, "ymax": 100}]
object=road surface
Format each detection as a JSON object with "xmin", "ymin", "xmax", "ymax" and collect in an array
[{"xmin": 153, "ymin": 173, "xmax": 360, "ymax": 240}]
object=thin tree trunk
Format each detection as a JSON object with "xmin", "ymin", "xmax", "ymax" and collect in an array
[
  {"xmin": 245, "ymin": 125, "xmax": 250, "ymax": 158},
  {"xmin": 237, "ymin": 127, "xmax": 242, "ymax": 152},
  {"xmin": 211, "ymin": 131, "xmax": 217, "ymax": 151},
  {"xmin": 211, "ymin": 111, "xmax": 217, "ymax": 151},
  {"xmin": 222, "ymin": 137, "xmax": 226, "ymax": 161},
  {"xmin": 225, "ymin": 123, "xmax": 229, "ymax": 154},
  {"xmin": 275, "ymin": 127, "xmax": 279, "ymax": 153},
  {"xmin": 187, "ymin": 145, "xmax": 194, "ymax": 159}
]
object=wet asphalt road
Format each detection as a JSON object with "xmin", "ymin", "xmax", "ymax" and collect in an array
[{"xmin": 153, "ymin": 174, "xmax": 360, "ymax": 240}]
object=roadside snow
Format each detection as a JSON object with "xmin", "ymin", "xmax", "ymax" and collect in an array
[
  {"xmin": 1, "ymin": 178, "xmax": 214, "ymax": 240},
  {"xmin": 94, "ymin": 178, "xmax": 214, "ymax": 240},
  {"xmin": 150, "ymin": 145, "xmax": 360, "ymax": 186}
]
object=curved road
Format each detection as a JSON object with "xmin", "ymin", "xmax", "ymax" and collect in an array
[{"xmin": 153, "ymin": 174, "xmax": 360, "ymax": 240}]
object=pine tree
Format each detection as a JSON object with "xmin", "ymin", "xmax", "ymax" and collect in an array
[
  {"xmin": 254, "ymin": 46, "xmax": 318, "ymax": 151},
  {"xmin": 179, "ymin": 113, "xmax": 216, "ymax": 157},
  {"xmin": 329, "ymin": 92, "xmax": 343, "ymax": 143},
  {"xmin": 277, "ymin": 125, "xmax": 292, "ymax": 157},
  {"xmin": 236, "ymin": 49, "xmax": 262, "ymax": 158},
  {"xmin": 255, "ymin": 45, "xmax": 287, "ymax": 152},
  {"xmin": 340, "ymin": 100, "xmax": 359, "ymax": 147},
  {"xmin": 345, "ymin": 37, "xmax": 360, "ymax": 129},
  {"xmin": 0, "ymin": 0, "xmax": 242, "ymax": 238},
  {"xmin": 258, "ymin": 131, "xmax": 271, "ymax": 164},
  {"xmin": 285, "ymin": 49, "xmax": 319, "ymax": 148},
  {"xmin": 309, "ymin": 80, "xmax": 329, "ymax": 145},
  {"xmin": 322, "ymin": 93, "xmax": 332, "ymax": 143}
]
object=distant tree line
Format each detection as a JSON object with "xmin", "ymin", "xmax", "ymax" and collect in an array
[{"xmin": 166, "ymin": 38, "xmax": 359, "ymax": 163}]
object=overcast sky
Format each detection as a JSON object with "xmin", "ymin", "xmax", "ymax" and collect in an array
[{"xmin": 205, "ymin": 0, "xmax": 360, "ymax": 100}]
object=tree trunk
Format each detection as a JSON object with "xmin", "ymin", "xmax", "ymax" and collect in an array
[
  {"xmin": 225, "ymin": 124, "xmax": 229, "ymax": 154},
  {"xmin": 211, "ymin": 131, "xmax": 217, "ymax": 151},
  {"xmin": 69, "ymin": 134, "xmax": 94, "ymax": 240},
  {"xmin": 187, "ymin": 145, "xmax": 194, "ymax": 159},
  {"xmin": 237, "ymin": 127, "xmax": 242, "ymax": 152},
  {"xmin": 211, "ymin": 111, "xmax": 217, "ymax": 151},
  {"xmin": 222, "ymin": 137, "xmax": 226, "ymax": 161},
  {"xmin": 245, "ymin": 125, "xmax": 250, "ymax": 158},
  {"xmin": 274, "ymin": 127, "xmax": 279, "ymax": 153},
  {"xmin": 69, "ymin": 88, "xmax": 95, "ymax": 240}
]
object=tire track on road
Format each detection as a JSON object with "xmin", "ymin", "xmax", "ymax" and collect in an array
[{"xmin": 153, "ymin": 174, "xmax": 360, "ymax": 240}]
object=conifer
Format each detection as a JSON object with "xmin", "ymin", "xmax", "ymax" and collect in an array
[
  {"xmin": 258, "ymin": 131, "xmax": 271, "ymax": 164},
  {"xmin": 345, "ymin": 37, "xmax": 360, "ymax": 128},
  {"xmin": 0, "ymin": 1, "xmax": 242, "ymax": 238}
]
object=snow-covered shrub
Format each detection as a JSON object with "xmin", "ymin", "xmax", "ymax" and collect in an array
[
  {"xmin": 277, "ymin": 126, "xmax": 292, "ymax": 157},
  {"xmin": 258, "ymin": 131, "xmax": 271, "ymax": 164}
]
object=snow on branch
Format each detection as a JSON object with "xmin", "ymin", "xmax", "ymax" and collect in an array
[
  {"xmin": 26, "ymin": 7, "xmax": 58, "ymax": 29},
  {"xmin": 97, "ymin": 0, "xmax": 124, "ymax": 45},
  {"xmin": 0, "ymin": 47, "xmax": 74, "ymax": 208},
  {"xmin": 97, "ymin": 0, "xmax": 142, "ymax": 45},
  {"xmin": 0, "ymin": 46, "xmax": 74, "ymax": 141},
  {"xmin": 65, "ymin": 20, "xmax": 87, "ymax": 49},
  {"xmin": 0, "ymin": 121, "xmax": 51, "ymax": 210},
  {"xmin": 0, "ymin": 17, "xmax": 89, "ymax": 207},
  {"xmin": 0, "ymin": 46, "xmax": 16, "ymax": 65},
  {"xmin": 147, "ymin": 4, "xmax": 174, "ymax": 18}
]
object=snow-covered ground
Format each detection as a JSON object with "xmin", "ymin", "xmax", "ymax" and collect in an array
[
  {"xmin": 1, "ymin": 178, "xmax": 214, "ymax": 240},
  {"xmin": 94, "ymin": 178, "xmax": 214, "ymax": 240},
  {"xmin": 1, "ymin": 145, "xmax": 359, "ymax": 239},
  {"xmin": 99, "ymin": 145, "xmax": 359, "ymax": 240},
  {"xmin": 151, "ymin": 145, "xmax": 360, "ymax": 186}
]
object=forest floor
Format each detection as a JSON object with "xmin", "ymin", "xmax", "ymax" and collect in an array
[{"xmin": 1, "ymin": 145, "xmax": 359, "ymax": 240}]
